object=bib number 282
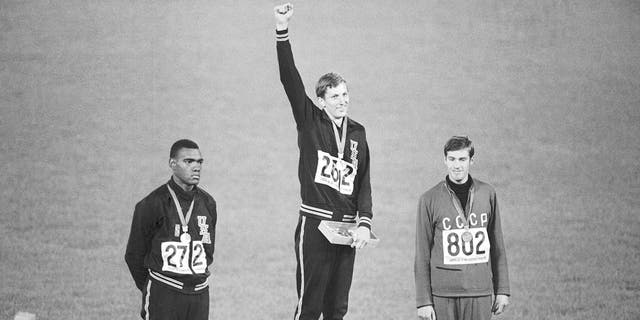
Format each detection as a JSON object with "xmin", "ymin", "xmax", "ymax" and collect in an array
[{"xmin": 314, "ymin": 150, "xmax": 355, "ymax": 195}]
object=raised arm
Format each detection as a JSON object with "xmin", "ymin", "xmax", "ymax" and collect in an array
[{"xmin": 274, "ymin": 3, "xmax": 314, "ymax": 127}]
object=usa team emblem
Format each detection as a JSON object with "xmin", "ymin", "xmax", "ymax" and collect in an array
[{"xmin": 350, "ymin": 140, "xmax": 358, "ymax": 171}]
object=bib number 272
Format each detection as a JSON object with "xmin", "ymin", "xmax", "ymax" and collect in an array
[{"xmin": 161, "ymin": 241, "xmax": 207, "ymax": 274}]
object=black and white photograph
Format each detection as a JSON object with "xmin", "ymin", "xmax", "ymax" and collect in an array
[{"xmin": 1, "ymin": 0, "xmax": 638, "ymax": 319}]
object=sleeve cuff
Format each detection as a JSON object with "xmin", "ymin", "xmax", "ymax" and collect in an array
[
  {"xmin": 276, "ymin": 29, "xmax": 289, "ymax": 42},
  {"xmin": 357, "ymin": 216, "xmax": 372, "ymax": 229}
]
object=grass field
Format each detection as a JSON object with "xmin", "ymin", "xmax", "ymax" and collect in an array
[{"xmin": 1, "ymin": 0, "xmax": 639, "ymax": 319}]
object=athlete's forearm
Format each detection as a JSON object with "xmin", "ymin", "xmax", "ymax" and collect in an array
[
  {"xmin": 415, "ymin": 195, "xmax": 434, "ymax": 306},
  {"xmin": 125, "ymin": 202, "xmax": 154, "ymax": 291},
  {"xmin": 124, "ymin": 253, "xmax": 148, "ymax": 291},
  {"xmin": 489, "ymin": 193, "xmax": 510, "ymax": 295},
  {"xmin": 276, "ymin": 29, "xmax": 312, "ymax": 126},
  {"xmin": 356, "ymin": 143, "xmax": 373, "ymax": 229}
]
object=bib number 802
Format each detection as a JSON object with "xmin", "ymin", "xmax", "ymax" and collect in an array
[{"xmin": 442, "ymin": 228, "xmax": 490, "ymax": 265}]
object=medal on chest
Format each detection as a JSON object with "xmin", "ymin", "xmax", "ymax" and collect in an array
[
  {"xmin": 448, "ymin": 185, "xmax": 475, "ymax": 243},
  {"xmin": 167, "ymin": 184, "xmax": 195, "ymax": 243},
  {"xmin": 461, "ymin": 229, "xmax": 473, "ymax": 242},
  {"xmin": 331, "ymin": 117, "xmax": 348, "ymax": 161},
  {"xmin": 179, "ymin": 228, "xmax": 191, "ymax": 242}
]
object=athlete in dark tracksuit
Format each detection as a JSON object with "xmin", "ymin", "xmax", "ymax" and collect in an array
[
  {"xmin": 125, "ymin": 140, "xmax": 217, "ymax": 320},
  {"xmin": 276, "ymin": 12, "xmax": 374, "ymax": 320}
]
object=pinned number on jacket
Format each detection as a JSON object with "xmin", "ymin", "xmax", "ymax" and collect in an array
[
  {"xmin": 161, "ymin": 241, "xmax": 207, "ymax": 274},
  {"xmin": 314, "ymin": 150, "xmax": 355, "ymax": 195},
  {"xmin": 442, "ymin": 227, "xmax": 490, "ymax": 265}
]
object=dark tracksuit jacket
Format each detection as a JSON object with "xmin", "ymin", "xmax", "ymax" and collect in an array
[
  {"xmin": 125, "ymin": 178, "xmax": 217, "ymax": 295},
  {"xmin": 415, "ymin": 177, "xmax": 510, "ymax": 308}
]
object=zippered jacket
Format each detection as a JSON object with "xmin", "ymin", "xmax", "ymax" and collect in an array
[
  {"xmin": 415, "ymin": 177, "xmax": 510, "ymax": 307},
  {"xmin": 125, "ymin": 178, "xmax": 217, "ymax": 294}
]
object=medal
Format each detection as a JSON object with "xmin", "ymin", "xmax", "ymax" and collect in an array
[
  {"xmin": 461, "ymin": 230, "xmax": 473, "ymax": 242},
  {"xmin": 447, "ymin": 182, "xmax": 475, "ymax": 239},
  {"xmin": 330, "ymin": 114, "xmax": 348, "ymax": 160},
  {"xmin": 167, "ymin": 184, "xmax": 195, "ymax": 242}
]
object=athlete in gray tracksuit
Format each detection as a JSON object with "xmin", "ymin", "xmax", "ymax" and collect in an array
[{"xmin": 415, "ymin": 136, "xmax": 510, "ymax": 320}]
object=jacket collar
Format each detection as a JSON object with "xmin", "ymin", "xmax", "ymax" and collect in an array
[
  {"xmin": 321, "ymin": 108, "xmax": 350, "ymax": 128},
  {"xmin": 167, "ymin": 177, "xmax": 197, "ymax": 201},
  {"xmin": 443, "ymin": 175, "xmax": 475, "ymax": 194}
]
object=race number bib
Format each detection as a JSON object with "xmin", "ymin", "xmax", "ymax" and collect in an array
[
  {"xmin": 161, "ymin": 241, "xmax": 207, "ymax": 274},
  {"xmin": 314, "ymin": 150, "xmax": 355, "ymax": 195},
  {"xmin": 442, "ymin": 227, "xmax": 490, "ymax": 265}
]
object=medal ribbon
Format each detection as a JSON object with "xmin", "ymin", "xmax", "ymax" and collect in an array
[
  {"xmin": 447, "ymin": 184, "xmax": 474, "ymax": 230},
  {"xmin": 330, "ymin": 116, "xmax": 348, "ymax": 159},
  {"xmin": 167, "ymin": 184, "xmax": 194, "ymax": 233}
]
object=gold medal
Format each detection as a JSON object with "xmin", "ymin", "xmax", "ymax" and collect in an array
[
  {"xmin": 336, "ymin": 159, "xmax": 345, "ymax": 171},
  {"xmin": 180, "ymin": 233, "xmax": 191, "ymax": 243},
  {"xmin": 330, "ymin": 115, "xmax": 348, "ymax": 160}
]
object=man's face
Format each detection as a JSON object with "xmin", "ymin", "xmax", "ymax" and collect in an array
[
  {"xmin": 444, "ymin": 148, "xmax": 473, "ymax": 184},
  {"xmin": 318, "ymin": 82, "xmax": 349, "ymax": 119},
  {"xmin": 170, "ymin": 148, "xmax": 203, "ymax": 187}
]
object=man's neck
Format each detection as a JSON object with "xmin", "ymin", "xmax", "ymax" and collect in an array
[
  {"xmin": 172, "ymin": 175, "xmax": 194, "ymax": 192},
  {"xmin": 324, "ymin": 109, "xmax": 344, "ymax": 127},
  {"xmin": 448, "ymin": 174, "xmax": 469, "ymax": 185}
]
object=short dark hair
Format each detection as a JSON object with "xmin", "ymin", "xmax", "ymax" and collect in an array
[
  {"xmin": 170, "ymin": 139, "xmax": 199, "ymax": 158},
  {"xmin": 315, "ymin": 72, "xmax": 347, "ymax": 98},
  {"xmin": 444, "ymin": 136, "xmax": 474, "ymax": 158}
]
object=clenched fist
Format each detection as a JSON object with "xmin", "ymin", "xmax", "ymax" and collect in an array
[{"xmin": 274, "ymin": 3, "xmax": 293, "ymax": 30}]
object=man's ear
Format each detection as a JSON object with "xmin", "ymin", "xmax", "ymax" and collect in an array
[
  {"xmin": 317, "ymin": 96, "xmax": 325, "ymax": 108},
  {"xmin": 169, "ymin": 158, "xmax": 176, "ymax": 168}
]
